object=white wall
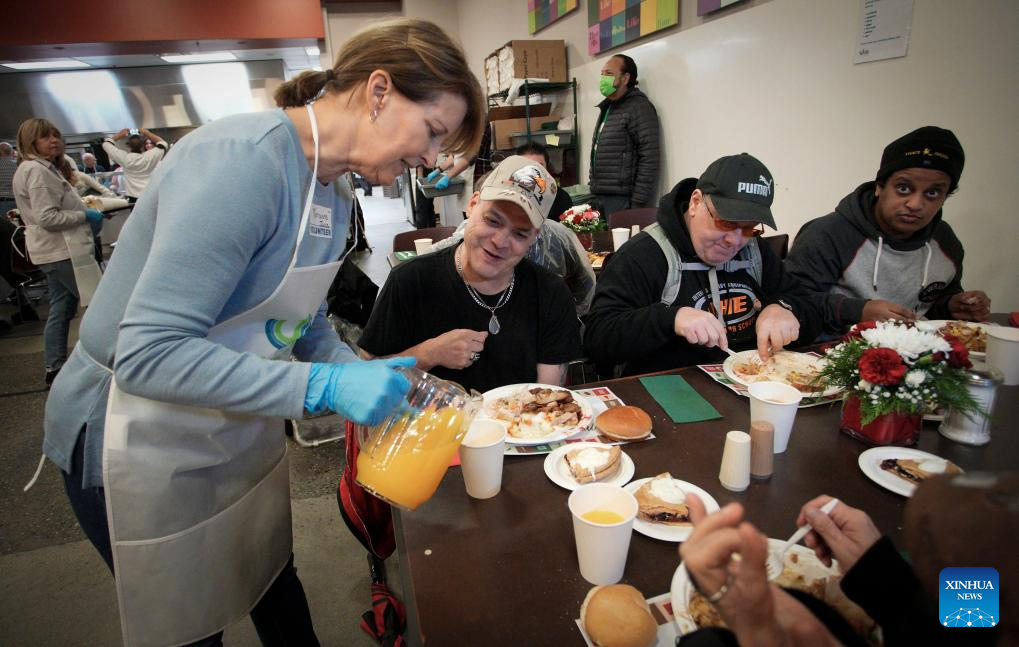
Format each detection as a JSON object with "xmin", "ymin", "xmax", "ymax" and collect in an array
[{"xmin": 454, "ymin": 0, "xmax": 1019, "ymax": 311}]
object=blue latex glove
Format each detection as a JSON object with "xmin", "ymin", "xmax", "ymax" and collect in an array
[
  {"xmin": 434, "ymin": 174, "xmax": 451, "ymax": 190},
  {"xmin": 85, "ymin": 208, "xmax": 104, "ymax": 224},
  {"xmin": 304, "ymin": 357, "xmax": 416, "ymax": 426},
  {"xmin": 426, "ymin": 168, "xmax": 443, "ymax": 183}
]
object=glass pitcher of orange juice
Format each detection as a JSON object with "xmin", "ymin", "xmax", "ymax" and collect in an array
[{"xmin": 355, "ymin": 367, "xmax": 481, "ymax": 510}]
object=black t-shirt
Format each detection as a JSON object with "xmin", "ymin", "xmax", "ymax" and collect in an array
[{"xmin": 359, "ymin": 245, "xmax": 581, "ymax": 393}]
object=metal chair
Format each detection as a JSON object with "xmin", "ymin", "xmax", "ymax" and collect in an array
[
  {"xmin": 607, "ymin": 208, "xmax": 657, "ymax": 231},
  {"xmin": 392, "ymin": 226, "xmax": 457, "ymax": 253}
]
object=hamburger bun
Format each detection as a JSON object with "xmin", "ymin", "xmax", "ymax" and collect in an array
[
  {"xmin": 580, "ymin": 584, "xmax": 657, "ymax": 647},
  {"xmin": 596, "ymin": 406, "xmax": 652, "ymax": 442}
]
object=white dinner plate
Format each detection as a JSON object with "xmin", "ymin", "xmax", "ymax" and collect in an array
[
  {"xmin": 670, "ymin": 539, "xmax": 840, "ymax": 636},
  {"xmin": 624, "ymin": 477, "xmax": 719, "ymax": 543},
  {"xmin": 722, "ymin": 350, "xmax": 841, "ymax": 398},
  {"xmin": 915, "ymin": 320, "xmax": 997, "ymax": 359},
  {"xmin": 479, "ymin": 383, "xmax": 593, "ymax": 446},
  {"xmin": 543, "ymin": 442, "xmax": 634, "ymax": 491},
  {"xmin": 858, "ymin": 447, "xmax": 962, "ymax": 498}
]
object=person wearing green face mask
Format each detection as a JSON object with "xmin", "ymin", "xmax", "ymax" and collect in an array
[{"xmin": 589, "ymin": 53, "xmax": 660, "ymax": 220}]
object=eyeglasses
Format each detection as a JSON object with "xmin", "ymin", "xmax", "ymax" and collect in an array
[{"xmin": 703, "ymin": 197, "xmax": 765, "ymax": 237}]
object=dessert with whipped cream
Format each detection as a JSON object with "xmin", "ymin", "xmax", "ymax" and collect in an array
[
  {"xmin": 635, "ymin": 472, "xmax": 690, "ymax": 524},
  {"xmin": 564, "ymin": 445, "xmax": 621, "ymax": 483},
  {"xmin": 880, "ymin": 456, "xmax": 960, "ymax": 485}
]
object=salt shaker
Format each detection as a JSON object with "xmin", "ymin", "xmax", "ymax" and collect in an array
[
  {"xmin": 749, "ymin": 420, "xmax": 774, "ymax": 479},
  {"xmin": 630, "ymin": 224, "xmax": 640, "ymax": 237},
  {"xmin": 939, "ymin": 361, "xmax": 1002, "ymax": 446}
]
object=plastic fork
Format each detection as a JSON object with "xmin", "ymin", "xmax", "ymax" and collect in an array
[{"xmin": 765, "ymin": 498, "xmax": 839, "ymax": 580}]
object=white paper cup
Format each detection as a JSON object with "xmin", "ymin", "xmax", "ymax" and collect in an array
[
  {"xmin": 748, "ymin": 382, "xmax": 803, "ymax": 453},
  {"xmin": 413, "ymin": 238, "xmax": 433, "ymax": 255},
  {"xmin": 718, "ymin": 430, "xmax": 751, "ymax": 492},
  {"xmin": 568, "ymin": 483, "xmax": 637, "ymax": 585},
  {"xmin": 986, "ymin": 327, "xmax": 1019, "ymax": 386},
  {"xmin": 611, "ymin": 227, "xmax": 630, "ymax": 251},
  {"xmin": 458, "ymin": 420, "xmax": 507, "ymax": 499}
]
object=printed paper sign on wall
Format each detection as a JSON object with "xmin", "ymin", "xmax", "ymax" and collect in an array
[
  {"xmin": 588, "ymin": 0, "xmax": 679, "ymax": 55},
  {"xmin": 697, "ymin": 0, "xmax": 747, "ymax": 16}
]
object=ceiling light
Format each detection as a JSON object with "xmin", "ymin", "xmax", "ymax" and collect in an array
[
  {"xmin": 160, "ymin": 52, "xmax": 237, "ymax": 64},
  {"xmin": 305, "ymin": 46, "xmax": 320, "ymax": 57},
  {"xmin": 3, "ymin": 59, "xmax": 90, "ymax": 70}
]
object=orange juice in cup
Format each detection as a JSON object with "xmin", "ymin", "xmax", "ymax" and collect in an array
[{"xmin": 355, "ymin": 368, "xmax": 480, "ymax": 510}]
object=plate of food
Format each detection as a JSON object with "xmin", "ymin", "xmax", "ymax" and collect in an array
[
  {"xmin": 481, "ymin": 383, "xmax": 593, "ymax": 446},
  {"xmin": 624, "ymin": 473, "xmax": 719, "ymax": 542},
  {"xmin": 858, "ymin": 447, "xmax": 962, "ymax": 497},
  {"xmin": 586, "ymin": 251, "xmax": 609, "ymax": 269},
  {"xmin": 915, "ymin": 320, "xmax": 994, "ymax": 359},
  {"xmin": 671, "ymin": 540, "xmax": 875, "ymax": 639},
  {"xmin": 543, "ymin": 442, "xmax": 634, "ymax": 491},
  {"xmin": 722, "ymin": 350, "xmax": 840, "ymax": 397}
]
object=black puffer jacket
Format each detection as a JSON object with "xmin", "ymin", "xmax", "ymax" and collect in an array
[{"xmin": 588, "ymin": 88, "xmax": 660, "ymax": 207}]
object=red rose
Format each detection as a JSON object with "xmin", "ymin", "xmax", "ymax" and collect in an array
[
  {"xmin": 844, "ymin": 320, "xmax": 878, "ymax": 341},
  {"xmin": 858, "ymin": 347, "xmax": 907, "ymax": 385},
  {"xmin": 944, "ymin": 336, "xmax": 972, "ymax": 369}
]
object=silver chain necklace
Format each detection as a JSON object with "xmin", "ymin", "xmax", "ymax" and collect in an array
[{"xmin": 455, "ymin": 245, "xmax": 514, "ymax": 335}]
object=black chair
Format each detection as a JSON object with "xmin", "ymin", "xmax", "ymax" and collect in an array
[
  {"xmin": 1, "ymin": 217, "xmax": 44, "ymax": 322},
  {"xmin": 762, "ymin": 233, "xmax": 789, "ymax": 260}
]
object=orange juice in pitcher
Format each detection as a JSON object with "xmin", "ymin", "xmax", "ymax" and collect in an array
[{"xmin": 355, "ymin": 368, "xmax": 479, "ymax": 510}]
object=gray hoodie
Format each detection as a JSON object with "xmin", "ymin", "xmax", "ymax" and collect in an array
[{"xmin": 785, "ymin": 181, "xmax": 964, "ymax": 337}]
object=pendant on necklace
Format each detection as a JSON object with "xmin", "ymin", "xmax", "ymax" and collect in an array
[{"xmin": 488, "ymin": 314, "xmax": 501, "ymax": 335}]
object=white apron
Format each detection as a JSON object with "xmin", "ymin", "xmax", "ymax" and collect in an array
[
  {"xmin": 103, "ymin": 103, "xmax": 344, "ymax": 647},
  {"xmin": 62, "ymin": 223, "xmax": 102, "ymax": 306}
]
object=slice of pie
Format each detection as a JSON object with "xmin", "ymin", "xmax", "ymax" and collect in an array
[
  {"xmin": 635, "ymin": 472, "xmax": 691, "ymax": 524},
  {"xmin": 880, "ymin": 457, "xmax": 960, "ymax": 485},
  {"xmin": 564, "ymin": 445, "xmax": 621, "ymax": 483}
]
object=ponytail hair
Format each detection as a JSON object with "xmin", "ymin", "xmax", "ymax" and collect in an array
[{"xmin": 274, "ymin": 18, "xmax": 484, "ymax": 155}]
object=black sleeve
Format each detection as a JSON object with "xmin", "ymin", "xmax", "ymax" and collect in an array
[
  {"xmin": 785, "ymin": 216, "xmax": 868, "ymax": 334},
  {"xmin": 925, "ymin": 221, "xmax": 965, "ymax": 320},
  {"xmin": 536, "ymin": 272, "xmax": 582, "ymax": 365},
  {"xmin": 358, "ymin": 268, "xmax": 411, "ymax": 357},
  {"xmin": 628, "ymin": 98, "xmax": 660, "ymax": 207},
  {"xmin": 756, "ymin": 238, "xmax": 825, "ymax": 346},
  {"xmin": 548, "ymin": 188, "xmax": 572, "ymax": 222},
  {"xmin": 582, "ymin": 235, "xmax": 677, "ymax": 364}
]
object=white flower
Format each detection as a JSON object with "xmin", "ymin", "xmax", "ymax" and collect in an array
[
  {"xmin": 860, "ymin": 321, "xmax": 951, "ymax": 359},
  {"xmin": 905, "ymin": 370, "xmax": 926, "ymax": 386},
  {"xmin": 857, "ymin": 379, "xmax": 873, "ymax": 392}
]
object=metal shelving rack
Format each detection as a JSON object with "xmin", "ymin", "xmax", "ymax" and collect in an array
[{"xmin": 487, "ymin": 79, "xmax": 580, "ymax": 187}]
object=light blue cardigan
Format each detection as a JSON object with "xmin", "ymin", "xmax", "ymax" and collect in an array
[{"xmin": 44, "ymin": 109, "xmax": 356, "ymax": 488}]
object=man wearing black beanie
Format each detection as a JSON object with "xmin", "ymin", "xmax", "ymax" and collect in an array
[{"xmin": 786, "ymin": 126, "xmax": 990, "ymax": 337}]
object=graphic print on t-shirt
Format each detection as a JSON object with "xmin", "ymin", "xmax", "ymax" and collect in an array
[{"xmin": 691, "ymin": 281, "xmax": 761, "ymax": 337}]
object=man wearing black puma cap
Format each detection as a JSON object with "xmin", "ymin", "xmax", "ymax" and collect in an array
[
  {"xmin": 585, "ymin": 153, "xmax": 819, "ymax": 376},
  {"xmin": 787, "ymin": 126, "xmax": 990, "ymax": 337}
]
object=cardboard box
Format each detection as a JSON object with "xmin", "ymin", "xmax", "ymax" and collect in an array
[
  {"xmin": 491, "ymin": 115, "xmax": 561, "ymax": 151},
  {"xmin": 487, "ymin": 102, "xmax": 553, "ymax": 121},
  {"xmin": 492, "ymin": 40, "xmax": 567, "ymax": 91}
]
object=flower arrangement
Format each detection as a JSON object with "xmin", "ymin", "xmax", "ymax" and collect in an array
[
  {"xmin": 819, "ymin": 320, "xmax": 979, "ymax": 425},
  {"xmin": 559, "ymin": 204, "xmax": 604, "ymax": 233}
]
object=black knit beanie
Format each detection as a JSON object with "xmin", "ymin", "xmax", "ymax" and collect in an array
[{"xmin": 876, "ymin": 126, "xmax": 965, "ymax": 192}]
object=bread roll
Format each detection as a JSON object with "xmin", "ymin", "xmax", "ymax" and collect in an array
[
  {"xmin": 580, "ymin": 584, "xmax": 657, "ymax": 647},
  {"xmin": 596, "ymin": 406, "xmax": 652, "ymax": 441}
]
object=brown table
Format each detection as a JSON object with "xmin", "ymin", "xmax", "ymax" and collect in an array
[{"xmin": 393, "ymin": 366, "xmax": 1018, "ymax": 646}]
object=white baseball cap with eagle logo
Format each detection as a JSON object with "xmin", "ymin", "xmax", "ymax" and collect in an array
[{"xmin": 478, "ymin": 155, "xmax": 558, "ymax": 229}]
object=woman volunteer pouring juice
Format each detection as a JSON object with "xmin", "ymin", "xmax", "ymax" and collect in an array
[{"xmin": 42, "ymin": 19, "xmax": 483, "ymax": 646}]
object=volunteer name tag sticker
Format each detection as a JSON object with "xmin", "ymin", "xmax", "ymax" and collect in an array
[
  {"xmin": 939, "ymin": 567, "xmax": 998, "ymax": 627},
  {"xmin": 309, "ymin": 205, "xmax": 333, "ymax": 238}
]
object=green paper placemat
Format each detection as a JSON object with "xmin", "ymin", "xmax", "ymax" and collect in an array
[
  {"xmin": 639, "ymin": 375, "xmax": 722, "ymax": 423},
  {"xmin": 393, "ymin": 251, "xmax": 417, "ymax": 261}
]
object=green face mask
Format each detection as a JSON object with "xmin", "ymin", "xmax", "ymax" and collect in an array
[{"xmin": 599, "ymin": 74, "xmax": 618, "ymax": 98}]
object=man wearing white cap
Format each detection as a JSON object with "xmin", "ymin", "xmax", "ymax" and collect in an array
[{"xmin": 360, "ymin": 156, "xmax": 581, "ymax": 391}]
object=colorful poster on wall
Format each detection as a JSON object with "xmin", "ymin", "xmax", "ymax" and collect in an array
[
  {"xmin": 529, "ymin": 0, "xmax": 579, "ymax": 34},
  {"xmin": 697, "ymin": 0, "xmax": 747, "ymax": 16},
  {"xmin": 587, "ymin": 0, "xmax": 679, "ymax": 56}
]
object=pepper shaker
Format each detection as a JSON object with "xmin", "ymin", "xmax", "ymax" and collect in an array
[{"xmin": 750, "ymin": 420, "xmax": 774, "ymax": 479}]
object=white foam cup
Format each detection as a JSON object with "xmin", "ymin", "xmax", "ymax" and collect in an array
[
  {"xmin": 986, "ymin": 327, "xmax": 1019, "ymax": 386},
  {"xmin": 611, "ymin": 227, "xmax": 630, "ymax": 251},
  {"xmin": 413, "ymin": 238, "xmax": 433, "ymax": 255},
  {"xmin": 718, "ymin": 430, "xmax": 752, "ymax": 492},
  {"xmin": 748, "ymin": 382, "xmax": 803, "ymax": 453},
  {"xmin": 458, "ymin": 420, "xmax": 507, "ymax": 499},
  {"xmin": 568, "ymin": 483, "xmax": 637, "ymax": 585}
]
